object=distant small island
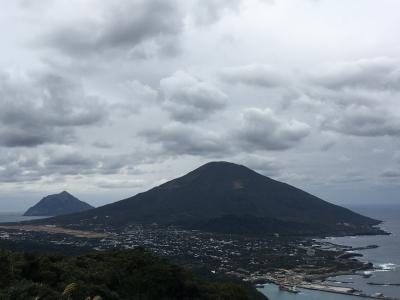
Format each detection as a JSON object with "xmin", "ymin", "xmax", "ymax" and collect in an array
[{"xmin": 23, "ymin": 191, "xmax": 94, "ymax": 217}]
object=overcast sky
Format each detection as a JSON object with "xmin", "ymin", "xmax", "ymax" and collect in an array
[{"xmin": 1, "ymin": 0, "xmax": 400, "ymax": 211}]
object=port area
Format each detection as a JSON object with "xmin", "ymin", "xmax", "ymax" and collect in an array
[
  {"xmin": 257, "ymin": 283, "xmax": 400, "ymax": 300},
  {"xmin": 252, "ymin": 272, "xmax": 400, "ymax": 300},
  {"xmin": 298, "ymin": 283, "xmax": 399, "ymax": 299},
  {"xmin": 247, "ymin": 239, "xmax": 399, "ymax": 300}
]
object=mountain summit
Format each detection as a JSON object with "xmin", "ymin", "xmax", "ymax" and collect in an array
[
  {"xmin": 23, "ymin": 191, "xmax": 94, "ymax": 217},
  {"xmin": 36, "ymin": 162, "xmax": 382, "ymax": 235}
]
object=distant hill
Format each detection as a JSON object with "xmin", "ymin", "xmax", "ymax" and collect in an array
[
  {"xmin": 30, "ymin": 162, "xmax": 383, "ymax": 235},
  {"xmin": 23, "ymin": 191, "xmax": 94, "ymax": 217}
]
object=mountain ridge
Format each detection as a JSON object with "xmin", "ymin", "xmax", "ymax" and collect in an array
[{"xmin": 26, "ymin": 162, "xmax": 383, "ymax": 235}]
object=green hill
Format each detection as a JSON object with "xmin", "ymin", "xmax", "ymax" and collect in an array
[{"xmin": 0, "ymin": 248, "xmax": 267, "ymax": 300}]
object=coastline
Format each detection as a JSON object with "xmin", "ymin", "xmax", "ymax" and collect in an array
[
  {"xmin": 257, "ymin": 283, "xmax": 400, "ymax": 300},
  {"xmin": 0, "ymin": 212, "xmax": 397, "ymax": 299},
  {"xmin": 252, "ymin": 234, "xmax": 400, "ymax": 300}
]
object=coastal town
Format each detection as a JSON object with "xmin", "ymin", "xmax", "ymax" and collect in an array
[{"xmin": 0, "ymin": 224, "xmax": 397, "ymax": 299}]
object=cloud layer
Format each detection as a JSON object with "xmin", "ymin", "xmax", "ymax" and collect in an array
[
  {"xmin": 160, "ymin": 71, "xmax": 228, "ymax": 122},
  {"xmin": 44, "ymin": 0, "xmax": 183, "ymax": 59},
  {"xmin": 1, "ymin": 0, "xmax": 400, "ymax": 208},
  {"xmin": 235, "ymin": 108, "xmax": 310, "ymax": 150},
  {"xmin": 0, "ymin": 72, "xmax": 106, "ymax": 147}
]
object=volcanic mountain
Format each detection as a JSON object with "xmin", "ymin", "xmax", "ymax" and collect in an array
[
  {"xmin": 32, "ymin": 162, "xmax": 382, "ymax": 235},
  {"xmin": 24, "ymin": 191, "xmax": 94, "ymax": 217}
]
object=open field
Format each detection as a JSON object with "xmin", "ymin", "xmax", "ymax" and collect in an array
[{"xmin": 0, "ymin": 225, "xmax": 108, "ymax": 238}]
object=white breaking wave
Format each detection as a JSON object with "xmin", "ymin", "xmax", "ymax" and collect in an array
[{"xmin": 375, "ymin": 263, "xmax": 398, "ymax": 271}]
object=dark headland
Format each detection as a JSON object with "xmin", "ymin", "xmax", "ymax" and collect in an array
[{"xmin": 23, "ymin": 191, "xmax": 94, "ymax": 217}]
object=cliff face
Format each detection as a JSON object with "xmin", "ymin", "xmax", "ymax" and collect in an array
[{"xmin": 23, "ymin": 191, "xmax": 93, "ymax": 216}]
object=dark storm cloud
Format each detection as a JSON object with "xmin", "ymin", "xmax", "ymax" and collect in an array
[
  {"xmin": 159, "ymin": 71, "xmax": 228, "ymax": 123},
  {"xmin": 44, "ymin": 150, "xmax": 146, "ymax": 176},
  {"xmin": 233, "ymin": 108, "xmax": 310, "ymax": 151},
  {"xmin": 220, "ymin": 64, "xmax": 287, "ymax": 88},
  {"xmin": 0, "ymin": 152, "xmax": 42, "ymax": 183},
  {"xmin": 0, "ymin": 128, "xmax": 73, "ymax": 148},
  {"xmin": 321, "ymin": 106, "xmax": 400, "ymax": 137},
  {"xmin": 95, "ymin": 156, "xmax": 137, "ymax": 175},
  {"xmin": 44, "ymin": 0, "xmax": 183, "ymax": 59},
  {"xmin": 0, "ymin": 166, "xmax": 42, "ymax": 183},
  {"xmin": 304, "ymin": 58, "xmax": 400, "ymax": 138},
  {"xmin": 0, "ymin": 149, "xmax": 145, "ymax": 183},
  {"xmin": 380, "ymin": 169, "xmax": 400, "ymax": 178},
  {"xmin": 0, "ymin": 72, "xmax": 106, "ymax": 147},
  {"xmin": 92, "ymin": 140, "xmax": 113, "ymax": 149},
  {"xmin": 140, "ymin": 124, "xmax": 230, "ymax": 156},
  {"xmin": 47, "ymin": 152, "xmax": 98, "ymax": 168},
  {"xmin": 140, "ymin": 107, "xmax": 310, "ymax": 158}
]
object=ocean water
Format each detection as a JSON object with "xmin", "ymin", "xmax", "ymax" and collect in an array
[
  {"xmin": 0, "ymin": 212, "xmax": 49, "ymax": 223},
  {"xmin": 259, "ymin": 204, "xmax": 400, "ymax": 300},
  {"xmin": 322, "ymin": 204, "xmax": 400, "ymax": 299}
]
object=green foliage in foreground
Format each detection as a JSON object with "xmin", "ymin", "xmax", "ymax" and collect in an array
[{"xmin": 0, "ymin": 249, "xmax": 265, "ymax": 300}]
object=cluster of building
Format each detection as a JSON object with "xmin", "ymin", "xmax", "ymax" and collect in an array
[
  {"xmin": 0, "ymin": 223, "xmax": 364, "ymax": 283},
  {"xmin": 1, "ymin": 224, "xmax": 395, "ymax": 299}
]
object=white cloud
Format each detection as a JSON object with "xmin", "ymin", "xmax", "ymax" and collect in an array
[
  {"xmin": 2, "ymin": 0, "xmax": 400, "ymax": 207},
  {"xmin": 220, "ymin": 64, "xmax": 287, "ymax": 88},
  {"xmin": 311, "ymin": 57, "xmax": 400, "ymax": 91},
  {"xmin": 43, "ymin": 0, "xmax": 183, "ymax": 60},
  {"xmin": 0, "ymin": 71, "xmax": 106, "ymax": 147},
  {"xmin": 159, "ymin": 71, "xmax": 228, "ymax": 122},
  {"xmin": 140, "ymin": 123, "xmax": 229, "ymax": 156},
  {"xmin": 321, "ymin": 105, "xmax": 400, "ymax": 137},
  {"xmin": 234, "ymin": 108, "xmax": 310, "ymax": 150}
]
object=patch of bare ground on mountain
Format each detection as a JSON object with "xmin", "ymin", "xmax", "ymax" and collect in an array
[{"xmin": 0, "ymin": 225, "xmax": 107, "ymax": 238}]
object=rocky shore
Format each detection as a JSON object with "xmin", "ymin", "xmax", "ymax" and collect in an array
[{"xmin": 250, "ymin": 240, "xmax": 400, "ymax": 300}]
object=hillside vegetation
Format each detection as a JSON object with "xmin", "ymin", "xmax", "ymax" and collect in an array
[{"xmin": 0, "ymin": 248, "xmax": 266, "ymax": 300}]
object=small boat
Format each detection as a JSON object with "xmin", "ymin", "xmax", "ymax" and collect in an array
[
  {"xmin": 279, "ymin": 285, "xmax": 299, "ymax": 293},
  {"xmin": 372, "ymin": 292, "xmax": 384, "ymax": 297},
  {"xmin": 362, "ymin": 271, "xmax": 372, "ymax": 278}
]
